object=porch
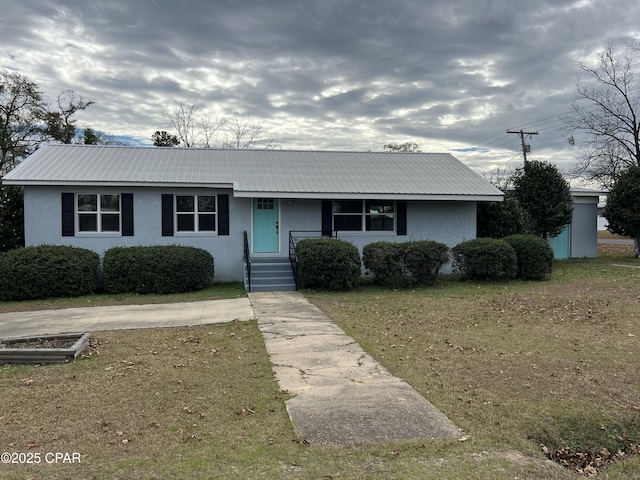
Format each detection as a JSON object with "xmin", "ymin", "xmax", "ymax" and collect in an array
[{"xmin": 243, "ymin": 231, "xmax": 330, "ymax": 293}]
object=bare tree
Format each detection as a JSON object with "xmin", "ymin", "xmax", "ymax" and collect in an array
[
  {"xmin": 223, "ymin": 116, "xmax": 271, "ymax": 149},
  {"xmin": 563, "ymin": 43, "xmax": 640, "ymax": 187},
  {"xmin": 198, "ymin": 113, "xmax": 226, "ymax": 148},
  {"xmin": 162, "ymin": 99, "xmax": 200, "ymax": 147},
  {"xmin": 161, "ymin": 100, "xmax": 272, "ymax": 149}
]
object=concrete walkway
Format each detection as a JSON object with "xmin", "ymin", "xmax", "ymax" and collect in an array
[
  {"xmin": 249, "ymin": 291, "xmax": 461, "ymax": 446},
  {"xmin": 0, "ymin": 293, "xmax": 460, "ymax": 446},
  {"xmin": 0, "ymin": 298, "xmax": 255, "ymax": 338}
]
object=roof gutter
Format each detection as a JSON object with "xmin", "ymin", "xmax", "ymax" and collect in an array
[{"xmin": 232, "ymin": 191, "xmax": 504, "ymax": 201}]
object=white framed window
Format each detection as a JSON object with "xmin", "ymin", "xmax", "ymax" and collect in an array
[
  {"xmin": 175, "ymin": 195, "xmax": 217, "ymax": 232},
  {"xmin": 332, "ymin": 200, "xmax": 395, "ymax": 232},
  {"xmin": 77, "ymin": 194, "xmax": 121, "ymax": 233}
]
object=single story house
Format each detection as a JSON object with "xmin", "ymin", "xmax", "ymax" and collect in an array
[{"xmin": 3, "ymin": 145, "xmax": 503, "ymax": 290}]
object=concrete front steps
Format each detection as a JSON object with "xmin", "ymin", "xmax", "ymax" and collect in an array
[{"xmin": 245, "ymin": 257, "xmax": 296, "ymax": 292}]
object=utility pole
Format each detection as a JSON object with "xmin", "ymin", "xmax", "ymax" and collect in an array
[{"xmin": 507, "ymin": 129, "xmax": 538, "ymax": 165}]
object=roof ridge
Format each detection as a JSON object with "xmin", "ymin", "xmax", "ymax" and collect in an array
[{"xmin": 42, "ymin": 144, "xmax": 452, "ymax": 155}]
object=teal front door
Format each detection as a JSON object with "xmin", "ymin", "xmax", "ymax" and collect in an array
[{"xmin": 252, "ymin": 198, "xmax": 279, "ymax": 253}]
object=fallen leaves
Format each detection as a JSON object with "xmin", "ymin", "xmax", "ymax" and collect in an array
[
  {"xmin": 116, "ymin": 430, "xmax": 130, "ymax": 445},
  {"xmin": 542, "ymin": 443, "xmax": 640, "ymax": 476}
]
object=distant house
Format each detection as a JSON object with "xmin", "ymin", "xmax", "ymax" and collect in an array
[{"xmin": 3, "ymin": 145, "xmax": 503, "ymax": 290}]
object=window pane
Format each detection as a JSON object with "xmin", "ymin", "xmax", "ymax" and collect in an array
[
  {"xmin": 176, "ymin": 196, "xmax": 194, "ymax": 212},
  {"xmin": 366, "ymin": 214, "xmax": 394, "ymax": 231},
  {"xmin": 101, "ymin": 194, "xmax": 120, "ymax": 212},
  {"xmin": 177, "ymin": 214, "xmax": 195, "ymax": 231},
  {"xmin": 102, "ymin": 214, "xmax": 120, "ymax": 232},
  {"xmin": 334, "ymin": 214, "xmax": 362, "ymax": 231},
  {"xmin": 78, "ymin": 214, "xmax": 97, "ymax": 232},
  {"xmin": 366, "ymin": 200, "xmax": 394, "ymax": 214},
  {"xmin": 198, "ymin": 214, "xmax": 216, "ymax": 231},
  {"xmin": 77, "ymin": 194, "xmax": 97, "ymax": 212},
  {"xmin": 198, "ymin": 196, "xmax": 216, "ymax": 213},
  {"xmin": 257, "ymin": 198, "xmax": 274, "ymax": 210},
  {"xmin": 333, "ymin": 200, "xmax": 362, "ymax": 214}
]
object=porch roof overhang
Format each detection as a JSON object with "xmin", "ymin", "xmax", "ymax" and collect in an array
[{"xmin": 232, "ymin": 190, "xmax": 503, "ymax": 201}]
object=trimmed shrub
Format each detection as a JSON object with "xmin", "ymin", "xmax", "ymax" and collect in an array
[
  {"xmin": 404, "ymin": 240, "xmax": 450, "ymax": 286},
  {"xmin": 503, "ymin": 234, "xmax": 554, "ymax": 280},
  {"xmin": 0, "ymin": 245, "xmax": 99, "ymax": 300},
  {"xmin": 103, "ymin": 245, "xmax": 214, "ymax": 294},
  {"xmin": 362, "ymin": 241, "xmax": 407, "ymax": 287},
  {"xmin": 296, "ymin": 238, "xmax": 360, "ymax": 291},
  {"xmin": 363, "ymin": 240, "xmax": 449, "ymax": 288},
  {"xmin": 452, "ymin": 238, "xmax": 517, "ymax": 281}
]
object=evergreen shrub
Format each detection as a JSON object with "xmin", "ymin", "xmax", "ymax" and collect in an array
[
  {"xmin": 503, "ymin": 234, "xmax": 554, "ymax": 280},
  {"xmin": 103, "ymin": 245, "xmax": 214, "ymax": 294},
  {"xmin": 363, "ymin": 240, "xmax": 449, "ymax": 288},
  {"xmin": 0, "ymin": 245, "xmax": 99, "ymax": 300},
  {"xmin": 296, "ymin": 238, "xmax": 360, "ymax": 291},
  {"xmin": 452, "ymin": 238, "xmax": 517, "ymax": 281}
]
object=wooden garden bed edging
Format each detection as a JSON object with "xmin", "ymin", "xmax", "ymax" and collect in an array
[{"xmin": 0, "ymin": 332, "xmax": 92, "ymax": 364}]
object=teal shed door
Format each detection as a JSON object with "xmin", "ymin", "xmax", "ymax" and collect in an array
[
  {"xmin": 550, "ymin": 225, "xmax": 571, "ymax": 259},
  {"xmin": 252, "ymin": 198, "xmax": 279, "ymax": 253}
]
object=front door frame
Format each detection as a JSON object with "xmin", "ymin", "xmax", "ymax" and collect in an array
[{"xmin": 252, "ymin": 198, "xmax": 280, "ymax": 253}]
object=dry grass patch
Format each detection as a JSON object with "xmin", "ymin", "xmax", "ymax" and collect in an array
[
  {"xmin": 305, "ymin": 258, "xmax": 640, "ymax": 477},
  {"xmin": 597, "ymin": 230, "xmax": 631, "ymax": 240},
  {"xmin": 0, "ymin": 320, "xmax": 570, "ymax": 480},
  {"xmin": 0, "ymin": 321, "xmax": 296, "ymax": 479}
]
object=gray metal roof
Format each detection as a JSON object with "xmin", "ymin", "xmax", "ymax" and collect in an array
[{"xmin": 3, "ymin": 144, "xmax": 503, "ymax": 201}]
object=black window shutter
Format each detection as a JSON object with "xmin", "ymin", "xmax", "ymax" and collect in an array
[
  {"xmin": 396, "ymin": 201, "xmax": 407, "ymax": 236},
  {"xmin": 218, "ymin": 194, "xmax": 229, "ymax": 235},
  {"xmin": 321, "ymin": 200, "xmax": 333, "ymax": 236},
  {"xmin": 122, "ymin": 193, "xmax": 134, "ymax": 236},
  {"xmin": 161, "ymin": 194, "xmax": 174, "ymax": 236},
  {"xmin": 61, "ymin": 193, "xmax": 75, "ymax": 236}
]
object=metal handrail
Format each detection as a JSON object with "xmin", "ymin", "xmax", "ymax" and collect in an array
[
  {"xmin": 243, "ymin": 231, "xmax": 251, "ymax": 292},
  {"xmin": 288, "ymin": 232, "xmax": 298, "ymax": 289}
]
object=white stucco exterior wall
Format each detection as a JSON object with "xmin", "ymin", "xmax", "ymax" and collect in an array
[
  {"xmin": 24, "ymin": 187, "xmax": 479, "ymax": 281},
  {"xmin": 24, "ymin": 186, "xmax": 250, "ymax": 282}
]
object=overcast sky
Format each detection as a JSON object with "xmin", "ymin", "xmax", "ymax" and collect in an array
[{"xmin": 2, "ymin": 0, "xmax": 639, "ymax": 179}]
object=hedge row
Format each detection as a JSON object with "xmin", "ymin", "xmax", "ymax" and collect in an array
[
  {"xmin": 297, "ymin": 235, "xmax": 554, "ymax": 291},
  {"xmin": 0, "ymin": 245, "xmax": 214, "ymax": 300},
  {"xmin": 0, "ymin": 235, "xmax": 554, "ymax": 300},
  {"xmin": 452, "ymin": 235, "xmax": 554, "ymax": 281}
]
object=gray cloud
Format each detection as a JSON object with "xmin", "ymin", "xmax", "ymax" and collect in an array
[{"xmin": 1, "ymin": 0, "xmax": 639, "ymax": 176}]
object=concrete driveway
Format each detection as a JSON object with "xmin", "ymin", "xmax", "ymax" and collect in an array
[{"xmin": 0, "ymin": 298, "xmax": 255, "ymax": 338}]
